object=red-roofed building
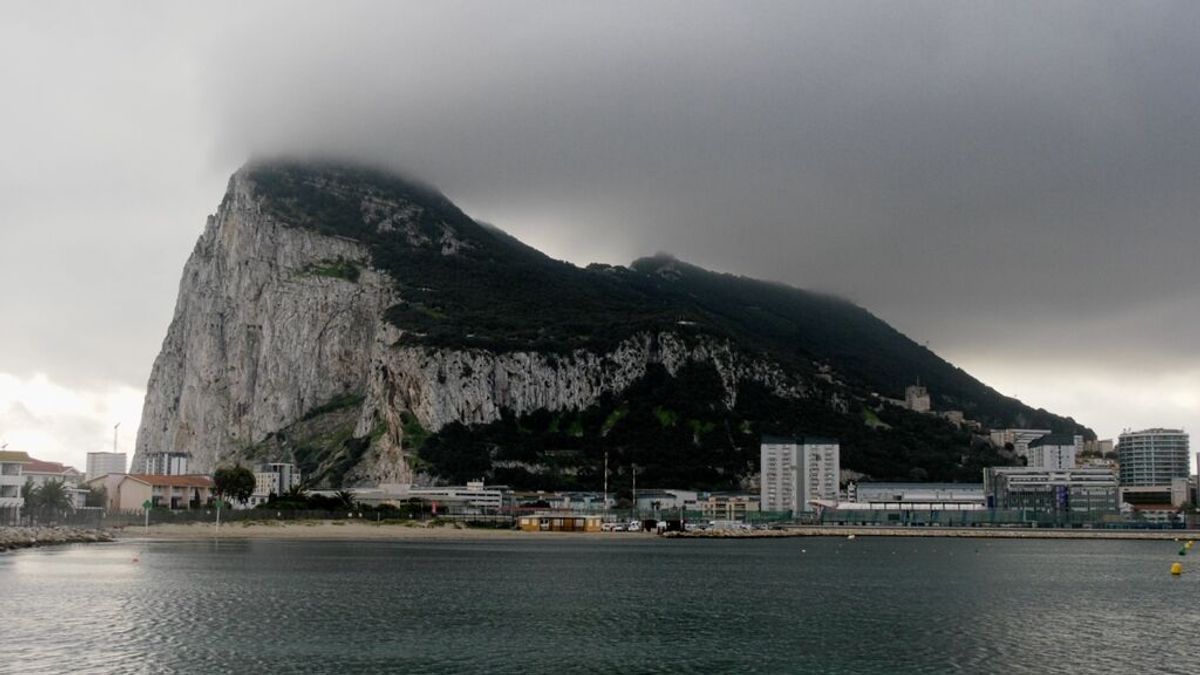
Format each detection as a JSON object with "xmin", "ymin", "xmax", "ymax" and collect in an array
[
  {"xmin": 24, "ymin": 458, "xmax": 84, "ymax": 486},
  {"xmin": 83, "ymin": 473, "xmax": 216, "ymax": 512},
  {"xmin": 24, "ymin": 457, "xmax": 87, "ymax": 509}
]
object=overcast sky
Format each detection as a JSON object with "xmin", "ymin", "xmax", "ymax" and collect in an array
[{"xmin": 2, "ymin": 1, "xmax": 1197, "ymax": 470}]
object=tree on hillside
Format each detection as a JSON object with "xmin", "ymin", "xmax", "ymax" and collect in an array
[{"xmin": 213, "ymin": 465, "xmax": 256, "ymax": 505}]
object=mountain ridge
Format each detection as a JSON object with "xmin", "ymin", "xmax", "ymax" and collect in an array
[{"xmin": 133, "ymin": 159, "xmax": 1089, "ymax": 489}]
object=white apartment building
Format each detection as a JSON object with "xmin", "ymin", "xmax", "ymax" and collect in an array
[
  {"xmin": 247, "ymin": 463, "xmax": 303, "ymax": 507},
  {"xmin": 0, "ymin": 450, "xmax": 32, "ymax": 524},
  {"xmin": 1027, "ymin": 434, "xmax": 1081, "ymax": 470},
  {"xmin": 85, "ymin": 452, "xmax": 127, "ymax": 480},
  {"xmin": 1118, "ymin": 428, "xmax": 1190, "ymax": 487},
  {"xmin": 24, "ymin": 458, "xmax": 87, "ymax": 509},
  {"xmin": 760, "ymin": 436, "xmax": 840, "ymax": 513}
]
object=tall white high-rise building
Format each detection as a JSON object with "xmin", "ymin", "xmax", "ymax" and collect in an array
[
  {"xmin": 760, "ymin": 436, "xmax": 840, "ymax": 513},
  {"xmin": 85, "ymin": 451, "xmax": 127, "ymax": 480},
  {"xmin": 1117, "ymin": 428, "xmax": 1189, "ymax": 487}
]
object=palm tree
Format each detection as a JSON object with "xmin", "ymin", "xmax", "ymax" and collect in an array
[
  {"xmin": 21, "ymin": 479, "xmax": 38, "ymax": 524},
  {"xmin": 335, "ymin": 490, "xmax": 356, "ymax": 511},
  {"xmin": 37, "ymin": 480, "xmax": 73, "ymax": 522}
]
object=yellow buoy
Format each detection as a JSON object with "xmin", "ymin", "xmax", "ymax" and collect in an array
[{"xmin": 1171, "ymin": 562, "xmax": 1183, "ymax": 576}]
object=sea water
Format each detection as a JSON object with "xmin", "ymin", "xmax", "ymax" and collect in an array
[{"xmin": 2, "ymin": 536, "xmax": 1197, "ymax": 673}]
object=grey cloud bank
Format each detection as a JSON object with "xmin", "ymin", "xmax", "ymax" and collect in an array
[{"xmin": 1, "ymin": 1, "xmax": 1197, "ymax": 465}]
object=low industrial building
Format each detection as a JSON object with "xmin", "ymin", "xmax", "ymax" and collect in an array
[
  {"xmin": 517, "ymin": 513, "xmax": 604, "ymax": 532},
  {"xmin": 983, "ymin": 467, "xmax": 1119, "ymax": 514},
  {"xmin": 849, "ymin": 482, "xmax": 984, "ymax": 511},
  {"xmin": 1119, "ymin": 478, "xmax": 1191, "ymax": 509},
  {"xmin": 346, "ymin": 481, "xmax": 506, "ymax": 514}
]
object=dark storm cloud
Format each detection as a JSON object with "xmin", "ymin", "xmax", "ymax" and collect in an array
[
  {"xmin": 2, "ymin": 1, "xmax": 1197, "ymax": 461},
  {"xmin": 207, "ymin": 1, "xmax": 1200, "ymax": 368}
]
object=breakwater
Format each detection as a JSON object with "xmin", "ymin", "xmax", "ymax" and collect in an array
[
  {"xmin": 663, "ymin": 526, "xmax": 1200, "ymax": 541},
  {"xmin": 0, "ymin": 526, "xmax": 113, "ymax": 552}
]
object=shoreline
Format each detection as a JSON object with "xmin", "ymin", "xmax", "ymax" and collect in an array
[
  {"xmin": 667, "ymin": 526, "xmax": 1200, "ymax": 541},
  {"xmin": 0, "ymin": 526, "xmax": 114, "ymax": 552},
  {"xmin": 115, "ymin": 521, "xmax": 612, "ymax": 542},
  {"xmin": 110, "ymin": 521, "xmax": 1200, "ymax": 543}
]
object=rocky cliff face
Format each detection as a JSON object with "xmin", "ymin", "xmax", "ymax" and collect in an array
[
  {"xmin": 133, "ymin": 170, "xmax": 395, "ymax": 479},
  {"xmin": 134, "ymin": 168, "xmax": 807, "ymax": 486}
]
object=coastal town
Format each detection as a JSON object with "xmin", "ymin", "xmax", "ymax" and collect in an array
[{"xmin": 1, "ymin": 386, "xmax": 1193, "ymax": 539}]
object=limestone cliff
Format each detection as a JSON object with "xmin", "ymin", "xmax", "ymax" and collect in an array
[
  {"xmin": 135, "ymin": 160, "xmax": 1090, "ymax": 488},
  {"xmin": 134, "ymin": 167, "xmax": 807, "ymax": 486},
  {"xmin": 133, "ymin": 170, "xmax": 396, "ymax": 481}
]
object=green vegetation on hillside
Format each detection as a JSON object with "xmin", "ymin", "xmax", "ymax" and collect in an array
[
  {"xmin": 243, "ymin": 160, "xmax": 1091, "ymax": 486},
  {"xmin": 239, "ymin": 395, "xmax": 371, "ymax": 488},
  {"xmin": 417, "ymin": 363, "xmax": 1007, "ymax": 490},
  {"xmin": 248, "ymin": 161, "xmax": 1088, "ymax": 439},
  {"xmin": 301, "ymin": 257, "xmax": 362, "ymax": 283}
]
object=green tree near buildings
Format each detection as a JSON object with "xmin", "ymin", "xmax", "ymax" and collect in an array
[
  {"xmin": 213, "ymin": 465, "xmax": 256, "ymax": 505},
  {"xmin": 21, "ymin": 478, "xmax": 74, "ymax": 523},
  {"xmin": 84, "ymin": 484, "xmax": 108, "ymax": 508}
]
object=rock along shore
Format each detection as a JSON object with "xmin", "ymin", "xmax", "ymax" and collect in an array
[
  {"xmin": 0, "ymin": 526, "xmax": 114, "ymax": 552},
  {"xmin": 663, "ymin": 526, "xmax": 1200, "ymax": 541}
]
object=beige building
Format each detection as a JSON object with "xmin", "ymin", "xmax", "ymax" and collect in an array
[
  {"xmin": 83, "ymin": 473, "xmax": 128, "ymax": 511},
  {"xmin": 85, "ymin": 474, "xmax": 215, "ymax": 512},
  {"xmin": 700, "ymin": 494, "xmax": 761, "ymax": 521}
]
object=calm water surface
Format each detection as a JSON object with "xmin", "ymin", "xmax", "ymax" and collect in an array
[{"xmin": 2, "ymin": 535, "xmax": 1197, "ymax": 674}]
